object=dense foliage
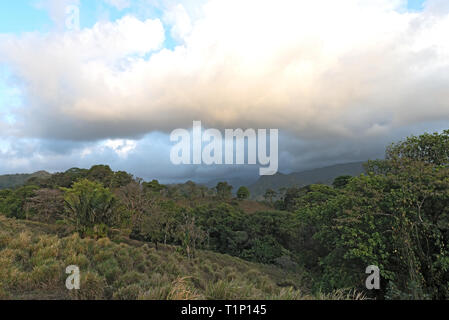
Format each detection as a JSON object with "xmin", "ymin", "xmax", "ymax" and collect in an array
[
  {"xmin": 0, "ymin": 130, "xmax": 448, "ymax": 300},
  {"xmin": 291, "ymin": 130, "xmax": 449, "ymax": 299},
  {"xmin": 0, "ymin": 216, "xmax": 312, "ymax": 300}
]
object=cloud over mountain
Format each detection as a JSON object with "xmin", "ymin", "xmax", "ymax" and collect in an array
[{"xmin": 0, "ymin": 0, "xmax": 448, "ymax": 179}]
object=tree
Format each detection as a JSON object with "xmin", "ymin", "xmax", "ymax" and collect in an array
[
  {"xmin": 87, "ymin": 165, "xmax": 114, "ymax": 186},
  {"xmin": 0, "ymin": 185, "xmax": 39, "ymax": 219},
  {"xmin": 25, "ymin": 189, "xmax": 64, "ymax": 222},
  {"xmin": 184, "ymin": 181, "xmax": 198, "ymax": 199},
  {"xmin": 63, "ymin": 179, "xmax": 121, "ymax": 237},
  {"xmin": 198, "ymin": 185, "xmax": 209, "ymax": 199},
  {"xmin": 279, "ymin": 187, "xmax": 303, "ymax": 212},
  {"xmin": 177, "ymin": 210, "xmax": 206, "ymax": 259},
  {"xmin": 117, "ymin": 181, "xmax": 173, "ymax": 250},
  {"xmin": 236, "ymin": 186, "xmax": 250, "ymax": 200},
  {"xmin": 140, "ymin": 209, "xmax": 166, "ymax": 250},
  {"xmin": 263, "ymin": 189, "xmax": 277, "ymax": 204},
  {"xmin": 215, "ymin": 182, "xmax": 233, "ymax": 200},
  {"xmin": 115, "ymin": 181, "xmax": 156, "ymax": 229},
  {"xmin": 143, "ymin": 179, "xmax": 165, "ymax": 194},
  {"xmin": 110, "ymin": 171, "xmax": 133, "ymax": 189},
  {"xmin": 332, "ymin": 175, "xmax": 352, "ymax": 189},
  {"xmin": 40, "ymin": 168, "xmax": 89, "ymax": 188},
  {"xmin": 192, "ymin": 203, "xmax": 245, "ymax": 255},
  {"xmin": 293, "ymin": 130, "xmax": 449, "ymax": 299},
  {"xmin": 386, "ymin": 129, "xmax": 449, "ymax": 165}
]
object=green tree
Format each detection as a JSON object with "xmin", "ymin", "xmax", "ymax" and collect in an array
[
  {"xmin": 215, "ymin": 182, "xmax": 233, "ymax": 200},
  {"xmin": 116, "ymin": 181, "xmax": 155, "ymax": 229},
  {"xmin": 332, "ymin": 175, "xmax": 352, "ymax": 189},
  {"xmin": 263, "ymin": 189, "xmax": 277, "ymax": 204},
  {"xmin": 177, "ymin": 210, "xmax": 205, "ymax": 259},
  {"xmin": 294, "ymin": 130, "xmax": 449, "ymax": 299},
  {"xmin": 143, "ymin": 179, "xmax": 165, "ymax": 194},
  {"xmin": 0, "ymin": 185, "xmax": 39, "ymax": 219},
  {"xmin": 236, "ymin": 186, "xmax": 250, "ymax": 200},
  {"xmin": 386, "ymin": 129, "xmax": 449, "ymax": 165},
  {"xmin": 110, "ymin": 171, "xmax": 133, "ymax": 189},
  {"xmin": 24, "ymin": 188, "xmax": 64, "ymax": 222},
  {"xmin": 63, "ymin": 179, "xmax": 121, "ymax": 237},
  {"xmin": 280, "ymin": 187, "xmax": 303, "ymax": 212},
  {"xmin": 40, "ymin": 168, "xmax": 89, "ymax": 188},
  {"xmin": 88, "ymin": 165, "xmax": 114, "ymax": 186}
]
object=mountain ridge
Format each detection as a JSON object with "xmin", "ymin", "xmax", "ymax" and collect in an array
[
  {"xmin": 0, "ymin": 171, "xmax": 52, "ymax": 190},
  {"xmin": 249, "ymin": 161, "xmax": 366, "ymax": 198}
]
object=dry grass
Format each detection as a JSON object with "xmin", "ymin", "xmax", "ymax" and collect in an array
[
  {"xmin": 167, "ymin": 277, "xmax": 201, "ymax": 300},
  {"xmin": 0, "ymin": 215, "xmax": 364, "ymax": 300}
]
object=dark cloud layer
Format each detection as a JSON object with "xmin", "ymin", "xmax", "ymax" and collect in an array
[{"xmin": 0, "ymin": 0, "xmax": 448, "ymax": 181}]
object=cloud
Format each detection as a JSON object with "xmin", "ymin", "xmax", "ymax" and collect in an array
[
  {"xmin": 423, "ymin": 0, "xmax": 449, "ymax": 15},
  {"xmin": 103, "ymin": 0, "xmax": 132, "ymax": 10},
  {"xmin": 1, "ymin": 0, "xmax": 449, "ymax": 178},
  {"xmin": 2, "ymin": 0, "xmax": 449, "ymax": 141},
  {"xmin": 0, "ymin": 132, "xmax": 252, "ymax": 183},
  {"xmin": 0, "ymin": 15, "xmax": 165, "ymax": 140},
  {"xmin": 34, "ymin": 0, "xmax": 80, "ymax": 30},
  {"xmin": 163, "ymin": 4, "xmax": 192, "ymax": 42},
  {"xmin": 103, "ymin": 139, "xmax": 137, "ymax": 158}
]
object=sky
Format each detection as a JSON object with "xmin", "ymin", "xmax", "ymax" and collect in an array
[{"xmin": 0, "ymin": 0, "xmax": 448, "ymax": 184}]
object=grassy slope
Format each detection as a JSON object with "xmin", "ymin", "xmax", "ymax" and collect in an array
[{"xmin": 0, "ymin": 216, "xmax": 315, "ymax": 300}]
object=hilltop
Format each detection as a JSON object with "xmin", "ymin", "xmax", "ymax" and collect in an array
[{"xmin": 0, "ymin": 171, "xmax": 51, "ymax": 190}]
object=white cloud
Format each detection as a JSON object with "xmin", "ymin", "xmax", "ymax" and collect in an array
[
  {"xmin": 163, "ymin": 4, "xmax": 193, "ymax": 42},
  {"xmin": 34, "ymin": 0, "xmax": 81, "ymax": 30},
  {"xmin": 104, "ymin": 139, "xmax": 137, "ymax": 157},
  {"xmin": 103, "ymin": 0, "xmax": 132, "ymax": 10},
  {"xmin": 0, "ymin": 0, "xmax": 448, "ymax": 147}
]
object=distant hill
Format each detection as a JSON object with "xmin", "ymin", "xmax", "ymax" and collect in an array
[
  {"xmin": 0, "ymin": 171, "xmax": 52, "ymax": 190},
  {"xmin": 249, "ymin": 162, "xmax": 366, "ymax": 198},
  {"xmin": 0, "ymin": 162, "xmax": 365, "ymax": 196}
]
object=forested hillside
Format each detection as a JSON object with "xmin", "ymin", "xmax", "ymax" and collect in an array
[
  {"xmin": 0, "ymin": 130, "xmax": 448, "ymax": 300},
  {"xmin": 0, "ymin": 171, "xmax": 51, "ymax": 190}
]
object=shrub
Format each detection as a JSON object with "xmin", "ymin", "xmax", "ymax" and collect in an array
[
  {"xmin": 29, "ymin": 260, "xmax": 63, "ymax": 289},
  {"xmin": 167, "ymin": 277, "xmax": 201, "ymax": 300},
  {"xmin": 70, "ymin": 272, "xmax": 106, "ymax": 300},
  {"xmin": 96, "ymin": 258, "xmax": 121, "ymax": 285},
  {"xmin": 205, "ymin": 280, "xmax": 240, "ymax": 300},
  {"xmin": 115, "ymin": 271, "xmax": 148, "ymax": 289},
  {"xmin": 113, "ymin": 284, "xmax": 143, "ymax": 300},
  {"xmin": 63, "ymin": 179, "xmax": 122, "ymax": 237}
]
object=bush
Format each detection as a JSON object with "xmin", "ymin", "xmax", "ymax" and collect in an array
[
  {"xmin": 63, "ymin": 179, "xmax": 122, "ymax": 237},
  {"xmin": 71, "ymin": 272, "xmax": 106, "ymax": 300},
  {"xmin": 167, "ymin": 277, "xmax": 201, "ymax": 300},
  {"xmin": 113, "ymin": 284, "xmax": 143, "ymax": 300}
]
